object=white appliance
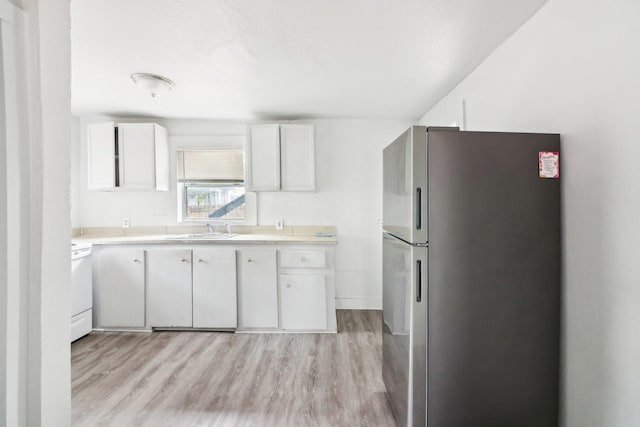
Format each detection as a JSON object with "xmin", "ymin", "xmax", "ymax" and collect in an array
[{"xmin": 71, "ymin": 242, "xmax": 93, "ymax": 342}]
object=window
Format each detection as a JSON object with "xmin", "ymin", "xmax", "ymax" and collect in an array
[{"xmin": 177, "ymin": 149, "xmax": 246, "ymax": 221}]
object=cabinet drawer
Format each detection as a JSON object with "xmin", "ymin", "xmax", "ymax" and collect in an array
[
  {"xmin": 280, "ymin": 249, "xmax": 325, "ymax": 268},
  {"xmin": 71, "ymin": 309, "xmax": 92, "ymax": 342}
]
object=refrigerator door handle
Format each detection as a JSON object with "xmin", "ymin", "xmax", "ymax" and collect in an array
[
  {"xmin": 416, "ymin": 187, "xmax": 422, "ymax": 230},
  {"xmin": 416, "ymin": 259, "xmax": 422, "ymax": 303}
]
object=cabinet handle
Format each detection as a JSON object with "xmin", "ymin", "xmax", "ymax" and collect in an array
[
  {"xmin": 286, "ymin": 283, "xmax": 292, "ymax": 288},
  {"xmin": 247, "ymin": 258, "xmax": 252, "ymax": 263},
  {"xmin": 133, "ymin": 259, "xmax": 141, "ymax": 263},
  {"xmin": 416, "ymin": 260, "xmax": 422, "ymax": 303},
  {"xmin": 197, "ymin": 258, "xmax": 204, "ymax": 263},
  {"xmin": 181, "ymin": 258, "xmax": 188, "ymax": 263},
  {"xmin": 70, "ymin": 316, "xmax": 84, "ymax": 326},
  {"xmin": 416, "ymin": 187, "xmax": 422, "ymax": 230}
]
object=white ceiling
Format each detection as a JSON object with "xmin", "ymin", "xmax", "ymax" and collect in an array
[{"xmin": 71, "ymin": 0, "xmax": 547, "ymax": 120}]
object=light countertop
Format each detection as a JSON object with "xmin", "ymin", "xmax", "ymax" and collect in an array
[{"xmin": 72, "ymin": 225, "xmax": 337, "ymax": 246}]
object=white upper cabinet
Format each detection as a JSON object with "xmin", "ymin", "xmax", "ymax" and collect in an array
[
  {"xmin": 87, "ymin": 122, "xmax": 169, "ymax": 191},
  {"xmin": 87, "ymin": 121, "xmax": 116, "ymax": 190},
  {"xmin": 246, "ymin": 124, "xmax": 281, "ymax": 191},
  {"xmin": 118, "ymin": 123, "xmax": 169, "ymax": 190},
  {"xmin": 153, "ymin": 125, "xmax": 169, "ymax": 190},
  {"xmin": 280, "ymin": 124, "xmax": 315, "ymax": 191},
  {"xmin": 245, "ymin": 124, "xmax": 315, "ymax": 192}
]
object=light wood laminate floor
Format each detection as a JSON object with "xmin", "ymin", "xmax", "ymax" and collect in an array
[{"xmin": 72, "ymin": 310, "xmax": 397, "ymax": 427}]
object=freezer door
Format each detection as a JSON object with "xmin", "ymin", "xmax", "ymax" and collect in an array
[
  {"xmin": 382, "ymin": 126, "xmax": 427, "ymax": 244},
  {"xmin": 382, "ymin": 233, "xmax": 427, "ymax": 427}
]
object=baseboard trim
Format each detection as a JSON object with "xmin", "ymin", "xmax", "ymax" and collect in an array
[{"xmin": 335, "ymin": 298, "xmax": 381, "ymax": 310}]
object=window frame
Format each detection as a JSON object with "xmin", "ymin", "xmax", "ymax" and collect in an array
[{"xmin": 172, "ymin": 136, "xmax": 256, "ymax": 225}]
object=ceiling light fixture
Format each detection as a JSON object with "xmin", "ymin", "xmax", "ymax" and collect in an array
[{"xmin": 130, "ymin": 73, "xmax": 175, "ymax": 98}]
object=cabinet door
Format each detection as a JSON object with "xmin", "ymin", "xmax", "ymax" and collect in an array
[
  {"xmin": 192, "ymin": 248, "xmax": 237, "ymax": 328},
  {"xmin": 280, "ymin": 274, "xmax": 327, "ymax": 330},
  {"xmin": 147, "ymin": 249, "xmax": 192, "ymax": 327},
  {"xmin": 246, "ymin": 124, "xmax": 281, "ymax": 191},
  {"xmin": 87, "ymin": 122, "xmax": 116, "ymax": 190},
  {"xmin": 153, "ymin": 124, "xmax": 169, "ymax": 191},
  {"xmin": 280, "ymin": 124, "xmax": 315, "ymax": 191},
  {"xmin": 94, "ymin": 248, "xmax": 145, "ymax": 327},
  {"xmin": 237, "ymin": 249, "xmax": 278, "ymax": 328},
  {"xmin": 118, "ymin": 123, "xmax": 156, "ymax": 190}
]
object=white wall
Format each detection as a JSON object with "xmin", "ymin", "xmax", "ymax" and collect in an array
[
  {"xmin": 0, "ymin": 0, "xmax": 71, "ymax": 425},
  {"xmin": 27, "ymin": 0, "xmax": 72, "ymax": 425},
  {"xmin": 0, "ymin": 3, "xmax": 24, "ymax": 424},
  {"xmin": 75, "ymin": 118, "xmax": 410, "ymax": 308},
  {"xmin": 419, "ymin": 0, "xmax": 640, "ymax": 425},
  {"xmin": 71, "ymin": 116, "xmax": 81, "ymax": 229}
]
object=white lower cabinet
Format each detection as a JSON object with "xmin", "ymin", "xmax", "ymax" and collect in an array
[
  {"xmin": 280, "ymin": 274, "xmax": 327, "ymax": 330},
  {"xmin": 94, "ymin": 248, "xmax": 145, "ymax": 328},
  {"xmin": 193, "ymin": 248, "xmax": 237, "ymax": 328},
  {"xmin": 237, "ymin": 249, "xmax": 278, "ymax": 329},
  {"xmin": 147, "ymin": 249, "xmax": 193, "ymax": 327},
  {"xmin": 93, "ymin": 243, "xmax": 335, "ymax": 332}
]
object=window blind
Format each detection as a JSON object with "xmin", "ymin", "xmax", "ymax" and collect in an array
[{"xmin": 177, "ymin": 149, "xmax": 244, "ymax": 182}]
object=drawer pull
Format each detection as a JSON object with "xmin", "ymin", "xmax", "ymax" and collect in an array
[
  {"xmin": 197, "ymin": 258, "xmax": 204, "ymax": 263},
  {"xmin": 133, "ymin": 259, "xmax": 141, "ymax": 263},
  {"xmin": 181, "ymin": 258, "xmax": 188, "ymax": 263},
  {"xmin": 71, "ymin": 316, "xmax": 85, "ymax": 326},
  {"xmin": 280, "ymin": 250, "xmax": 325, "ymax": 268},
  {"xmin": 247, "ymin": 258, "xmax": 253, "ymax": 263}
]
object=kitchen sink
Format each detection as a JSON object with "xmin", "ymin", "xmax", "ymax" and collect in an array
[{"xmin": 165, "ymin": 233, "xmax": 238, "ymax": 240}]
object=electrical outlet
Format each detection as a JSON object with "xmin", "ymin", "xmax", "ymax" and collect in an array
[
  {"xmin": 122, "ymin": 217, "xmax": 130, "ymax": 228},
  {"xmin": 275, "ymin": 218, "xmax": 284, "ymax": 230}
]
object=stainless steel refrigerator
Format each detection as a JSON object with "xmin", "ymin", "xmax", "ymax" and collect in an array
[{"xmin": 382, "ymin": 126, "xmax": 560, "ymax": 427}]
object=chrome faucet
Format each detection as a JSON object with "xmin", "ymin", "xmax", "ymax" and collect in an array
[{"xmin": 207, "ymin": 223, "xmax": 232, "ymax": 235}]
